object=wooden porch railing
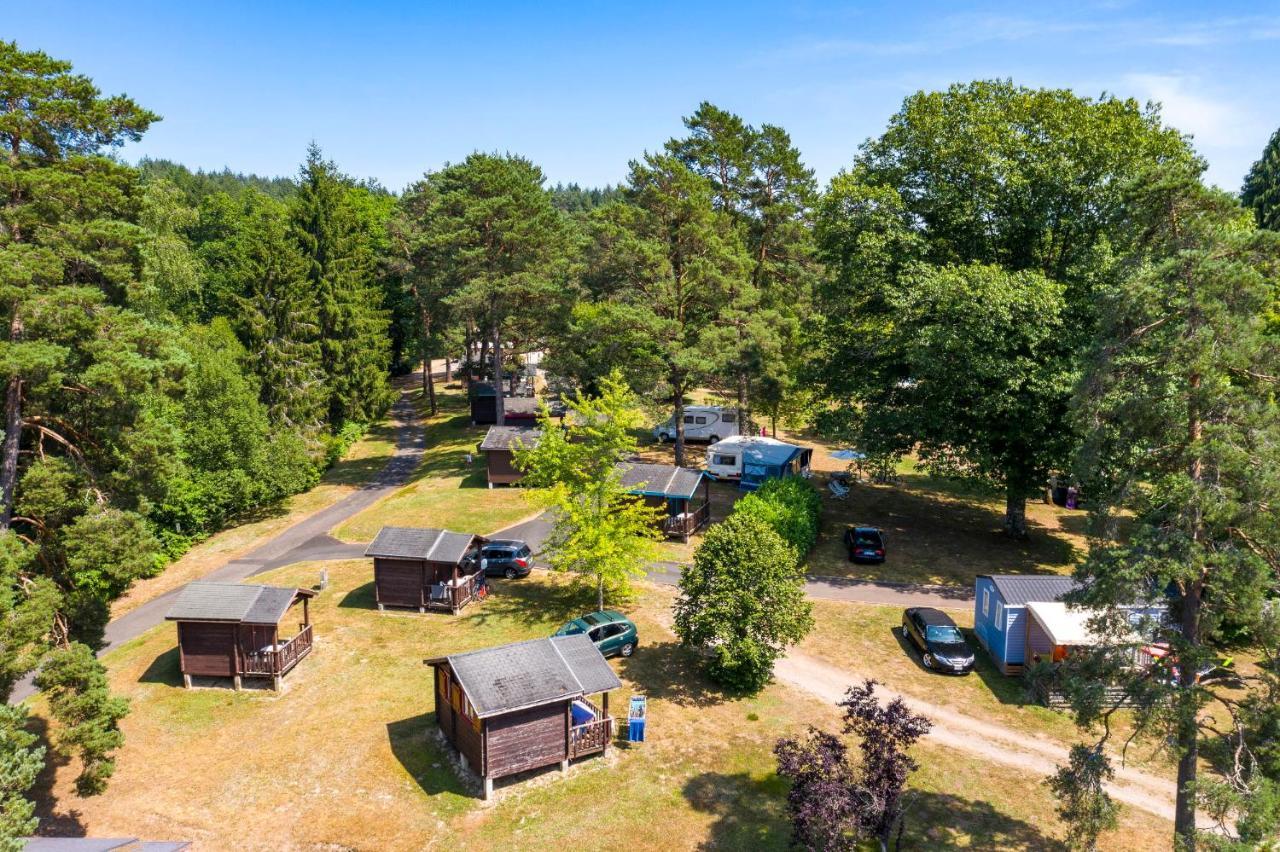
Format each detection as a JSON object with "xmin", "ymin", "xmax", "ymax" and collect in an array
[
  {"xmin": 426, "ymin": 571, "xmax": 483, "ymax": 613},
  {"xmin": 662, "ymin": 501, "xmax": 711, "ymax": 540},
  {"xmin": 569, "ymin": 716, "xmax": 613, "ymax": 758},
  {"xmin": 242, "ymin": 624, "xmax": 314, "ymax": 676}
]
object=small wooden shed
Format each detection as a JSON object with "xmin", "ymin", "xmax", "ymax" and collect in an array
[
  {"xmin": 480, "ymin": 425, "xmax": 541, "ymax": 488},
  {"xmin": 617, "ymin": 461, "xmax": 711, "ymax": 542},
  {"xmin": 469, "ymin": 383, "xmax": 540, "ymax": 425},
  {"xmin": 972, "ymin": 575, "xmax": 1081, "ymax": 674},
  {"xmin": 164, "ymin": 581, "xmax": 315, "ymax": 690},
  {"xmin": 365, "ymin": 526, "xmax": 486, "ymax": 614},
  {"xmin": 427, "ymin": 633, "xmax": 622, "ymax": 798}
]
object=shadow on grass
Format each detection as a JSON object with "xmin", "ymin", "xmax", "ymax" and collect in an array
[
  {"xmin": 899, "ymin": 790, "xmax": 1067, "ymax": 850},
  {"xmin": 467, "ymin": 577, "xmax": 598, "ymax": 630},
  {"xmin": 26, "ymin": 714, "xmax": 88, "ymax": 836},
  {"xmin": 386, "ymin": 712, "xmax": 473, "ymax": 798},
  {"xmin": 338, "ymin": 580, "xmax": 379, "ymax": 610},
  {"xmin": 617, "ymin": 639, "xmax": 731, "ymax": 708},
  {"xmin": 138, "ymin": 647, "xmax": 183, "ymax": 686},
  {"xmin": 683, "ymin": 771, "xmax": 790, "ymax": 851},
  {"xmin": 968, "ymin": 631, "xmax": 1041, "ymax": 708}
]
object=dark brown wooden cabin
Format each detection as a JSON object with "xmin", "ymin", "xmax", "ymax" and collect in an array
[
  {"xmin": 365, "ymin": 526, "xmax": 486, "ymax": 614},
  {"xmin": 470, "ymin": 383, "xmax": 540, "ymax": 426},
  {"xmin": 617, "ymin": 462, "xmax": 712, "ymax": 542},
  {"xmin": 480, "ymin": 425, "xmax": 541, "ymax": 488},
  {"xmin": 164, "ymin": 581, "xmax": 315, "ymax": 691},
  {"xmin": 427, "ymin": 633, "xmax": 622, "ymax": 798}
]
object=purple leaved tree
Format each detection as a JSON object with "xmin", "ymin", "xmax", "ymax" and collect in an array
[{"xmin": 775, "ymin": 680, "xmax": 932, "ymax": 852}]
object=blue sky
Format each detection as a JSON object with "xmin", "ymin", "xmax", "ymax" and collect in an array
[{"xmin": 9, "ymin": 1, "xmax": 1279, "ymax": 192}]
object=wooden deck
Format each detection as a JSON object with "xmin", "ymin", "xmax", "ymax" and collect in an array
[
  {"xmin": 662, "ymin": 501, "xmax": 711, "ymax": 541},
  {"xmin": 568, "ymin": 696, "xmax": 613, "ymax": 759},
  {"xmin": 424, "ymin": 571, "xmax": 484, "ymax": 613},
  {"xmin": 242, "ymin": 624, "xmax": 314, "ymax": 677}
]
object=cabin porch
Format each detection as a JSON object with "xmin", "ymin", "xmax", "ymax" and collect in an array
[{"xmin": 568, "ymin": 694, "xmax": 613, "ymax": 759}]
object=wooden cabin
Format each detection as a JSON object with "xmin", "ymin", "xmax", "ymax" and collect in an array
[
  {"xmin": 365, "ymin": 526, "xmax": 486, "ymax": 614},
  {"xmin": 164, "ymin": 581, "xmax": 315, "ymax": 690},
  {"xmin": 616, "ymin": 462, "xmax": 711, "ymax": 542},
  {"xmin": 972, "ymin": 575, "xmax": 1081, "ymax": 674},
  {"xmin": 480, "ymin": 425, "xmax": 541, "ymax": 488},
  {"xmin": 427, "ymin": 633, "xmax": 622, "ymax": 799},
  {"xmin": 469, "ymin": 382, "xmax": 540, "ymax": 426}
]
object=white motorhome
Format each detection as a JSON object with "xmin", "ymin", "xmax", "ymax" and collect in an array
[{"xmin": 653, "ymin": 406, "xmax": 740, "ymax": 444}]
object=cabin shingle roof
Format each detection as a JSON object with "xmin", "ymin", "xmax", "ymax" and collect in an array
[
  {"xmin": 986, "ymin": 575, "xmax": 1081, "ymax": 606},
  {"xmin": 616, "ymin": 462, "xmax": 704, "ymax": 499},
  {"xmin": 442, "ymin": 634, "xmax": 622, "ymax": 718},
  {"xmin": 164, "ymin": 582, "xmax": 302, "ymax": 625},
  {"xmin": 479, "ymin": 425, "xmax": 541, "ymax": 452},
  {"xmin": 364, "ymin": 527, "xmax": 478, "ymax": 563}
]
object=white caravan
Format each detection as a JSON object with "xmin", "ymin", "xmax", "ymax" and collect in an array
[
  {"xmin": 652, "ymin": 406, "xmax": 741, "ymax": 444},
  {"xmin": 704, "ymin": 435, "xmax": 800, "ymax": 481}
]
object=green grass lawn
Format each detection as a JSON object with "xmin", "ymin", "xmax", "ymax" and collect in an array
[
  {"xmin": 334, "ymin": 385, "xmax": 540, "ymax": 541},
  {"xmin": 34, "ymin": 562, "xmax": 1172, "ymax": 850}
]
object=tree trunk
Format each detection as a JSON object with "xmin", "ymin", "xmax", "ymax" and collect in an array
[
  {"xmin": 1003, "ymin": 484, "xmax": 1027, "ymax": 538},
  {"xmin": 0, "ymin": 375, "xmax": 21, "ymax": 530},
  {"xmin": 444, "ymin": 356, "xmax": 452, "ymax": 383},
  {"xmin": 0, "ymin": 311, "xmax": 23, "ymax": 529},
  {"xmin": 478, "ymin": 336, "xmax": 489, "ymax": 383},
  {"xmin": 1173, "ymin": 590, "xmax": 1202, "ymax": 847},
  {"xmin": 672, "ymin": 378, "xmax": 686, "ymax": 468},
  {"xmin": 597, "ymin": 574, "xmax": 604, "ymax": 613},
  {"xmin": 491, "ymin": 324, "xmax": 505, "ymax": 426},
  {"xmin": 736, "ymin": 375, "xmax": 748, "ymax": 439}
]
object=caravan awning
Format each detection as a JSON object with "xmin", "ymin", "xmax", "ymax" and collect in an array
[{"xmin": 1025, "ymin": 601, "xmax": 1106, "ymax": 647}]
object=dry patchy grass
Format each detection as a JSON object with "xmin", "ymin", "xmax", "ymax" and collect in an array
[
  {"xmin": 334, "ymin": 389, "xmax": 537, "ymax": 542},
  {"xmin": 36, "ymin": 563, "xmax": 1172, "ymax": 851}
]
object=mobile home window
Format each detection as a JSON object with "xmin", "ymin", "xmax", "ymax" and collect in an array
[
  {"xmin": 714, "ymin": 454, "xmax": 736, "ymax": 466},
  {"xmin": 684, "ymin": 415, "xmax": 695, "ymax": 424},
  {"xmin": 695, "ymin": 416, "xmax": 707, "ymax": 424},
  {"xmin": 722, "ymin": 412, "xmax": 736, "ymax": 423}
]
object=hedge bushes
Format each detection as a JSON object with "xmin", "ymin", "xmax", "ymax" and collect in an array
[{"xmin": 731, "ymin": 476, "xmax": 822, "ymax": 563}]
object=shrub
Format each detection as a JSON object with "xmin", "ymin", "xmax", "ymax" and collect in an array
[
  {"xmin": 732, "ymin": 476, "xmax": 822, "ymax": 561},
  {"xmin": 674, "ymin": 512, "xmax": 813, "ymax": 693}
]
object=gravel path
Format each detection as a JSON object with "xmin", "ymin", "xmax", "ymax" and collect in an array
[{"xmin": 772, "ymin": 650, "xmax": 1192, "ymax": 826}]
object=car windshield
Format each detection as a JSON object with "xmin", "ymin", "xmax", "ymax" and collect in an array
[
  {"xmin": 516, "ymin": 546, "xmax": 531, "ymax": 557},
  {"xmin": 559, "ymin": 623, "xmax": 586, "ymax": 635},
  {"xmin": 926, "ymin": 625, "xmax": 964, "ymax": 644}
]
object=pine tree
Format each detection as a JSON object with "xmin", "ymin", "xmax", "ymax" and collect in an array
[
  {"xmin": 290, "ymin": 145, "xmax": 393, "ymax": 428},
  {"xmin": 1242, "ymin": 126, "xmax": 1280, "ymax": 231}
]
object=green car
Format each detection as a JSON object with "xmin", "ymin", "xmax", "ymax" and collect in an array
[{"xmin": 554, "ymin": 610, "xmax": 638, "ymax": 658}]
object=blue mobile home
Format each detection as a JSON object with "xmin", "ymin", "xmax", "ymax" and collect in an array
[
  {"xmin": 974, "ymin": 575, "xmax": 1081, "ymax": 674},
  {"xmin": 975, "ymin": 575, "xmax": 1168, "ymax": 674}
]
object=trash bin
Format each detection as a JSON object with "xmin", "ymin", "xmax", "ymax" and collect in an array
[{"xmin": 628, "ymin": 695, "xmax": 647, "ymax": 743}]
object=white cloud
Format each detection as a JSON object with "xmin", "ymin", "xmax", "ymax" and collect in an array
[{"xmin": 1121, "ymin": 73, "xmax": 1245, "ymax": 146}]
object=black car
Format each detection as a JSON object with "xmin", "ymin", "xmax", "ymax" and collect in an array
[
  {"xmin": 844, "ymin": 526, "xmax": 885, "ymax": 563},
  {"xmin": 479, "ymin": 540, "xmax": 533, "ymax": 579},
  {"xmin": 901, "ymin": 607, "xmax": 975, "ymax": 674}
]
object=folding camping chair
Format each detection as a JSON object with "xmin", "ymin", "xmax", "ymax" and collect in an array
[{"xmin": 828, "ymin": 478, "xmax": 851, "ymax": 500}]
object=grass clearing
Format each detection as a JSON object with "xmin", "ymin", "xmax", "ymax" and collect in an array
[
  {"xmin": 334, "ymin": 387, "xmax": 537, "ymax": 542},
  {"xmin": 37, "ymin": 562, "xmax": 1171, "ymax": 850}
]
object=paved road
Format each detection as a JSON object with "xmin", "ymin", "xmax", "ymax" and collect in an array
[
  {"xmin": 491, "ymin": 511, "xmax": 976, "ymax": 611},
  {"xmin": 10, "ymin": 377, "xmax": 427, "ymax": 704}
]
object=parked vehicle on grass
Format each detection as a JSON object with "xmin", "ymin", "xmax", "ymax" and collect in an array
[
  {"xmin": 554, "ymin": 610, "xmax": 639, "ymax": 657},
  {"xmin": 654, "ymin": 405, "xmax": 740, "ymax": 444},
  {"xmin": 902, "ymin": 607, "xmax": 975, "ymax": 674},
  {"xmin": 844, "ymin": 526, "xmax": 885, "ymax": 563},
  {"xmin": 479, "ymin": 540, "xmax": 533, "ymax": 579},
  {"xmin": 704, "ymin": 435, "xmax": 813, "ymax": 489}
]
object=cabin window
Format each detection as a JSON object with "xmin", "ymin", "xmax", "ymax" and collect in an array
[
  {"xmin": 981, "ymin": 589, "xmax": 990, "ymax": 618},
  {"xmin": 437, "ymin": 668, "xmax": 449, "ymax": 700},
  {"xmin": 714, "ymin": 454, "xmax": 736, "ymax": 466},
  {"xmin": 995, "ymin": 601, "xmax": 1005, "ymax": 628}
]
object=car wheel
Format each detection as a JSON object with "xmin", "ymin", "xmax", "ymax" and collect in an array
[
  {"xmin": 620, "ymin": 642, "xmax": 635, "ymax": 657},
  {"xmin": 504, "ymin": 567, "xmax": 517, "ymax": 580},
  {"xmin": 657, "ymin": 432, "xmax": 670, "ymax": 443},
  {"xmin": 922, "ymin": 653, "xmax": 934, "ymax": 669},
  {"xmin": 708, "ymin": 435, "xmax": 720, "ymax": 444}
]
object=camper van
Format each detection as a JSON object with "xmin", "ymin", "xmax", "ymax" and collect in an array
[
  {"xmin": 704, "ymin": 435, "xmax": 813, "ymax": 487},
  {"xmin": 653, "ymin": 406, "xmax": 740, "ymax": 444}
]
